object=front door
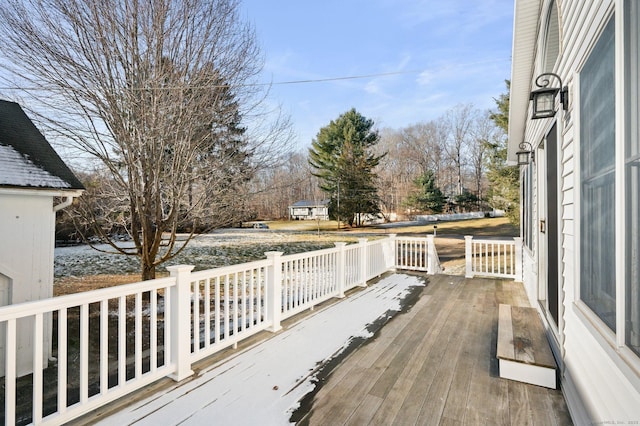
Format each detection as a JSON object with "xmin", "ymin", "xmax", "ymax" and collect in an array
[{"xmin": 541, "ymin": 124, "xmax": 559, "ymax": 326}]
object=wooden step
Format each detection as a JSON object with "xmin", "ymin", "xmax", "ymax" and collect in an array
[{"xmin": 497, "ymin": 304, "xmax": 556, "ymax": 388}]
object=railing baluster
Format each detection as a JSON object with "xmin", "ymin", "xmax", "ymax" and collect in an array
[
  {"xmin": 204, "ymin": 278, "xmax": 211, "ymax": 348},
  {"xmin": 233, "ymin": 273, "xmax": 238, "ymax": 337},
  {"xmin": 491, "ymin": 243, "xmax": 495, "ymax": 274},
  {"xmin": 135, "ymin": 292, "xmax": 142, "ymax": 378},
  {"xmin": 224, "ymin": 275, "xmax": 230, "ymax": 340},
  {"xmin": 241, "ymin": 271, "xmax": 247, "ymax": 332},
  {"xmin": 6, "ymin": 318, "xmax": 16, "ymax": 426},
  {"xmin": 118, "ymin": 295, "xmax": 126, "ymax": 387},
  {"xmin": 249, "ymin": 271, "xmax": 255, "ymax": 328},
  {"xmin": 100, "ymin": 300, "xmax": 108, "ymax": 393},
  {"xmin": 33, "ymin": 313, "xmax": 43, "ymax": 424},
  {"xmin": 215, "ymin": 276, "xmax": 220, "ymax": 343},
  {"xmin": 58, "ymin": 309, "xmax": 67, "ymax": 414},
  {"xmin": 80, "ymin": 303, "xmax": 89, "ymax": 403},
  {"xmin": 193, "ymin": 279, "xmax": 200, "ymax": 351},
  {"xmin": 164, "ymin": 284, "xmax": 172, "ymax": 368},
  {"xmin": 256, "ymin": 269, "xmax": 262, "ymax": 325},
  {"xmin": 150, "ymin": 290, "xmax": 158, "ymax": 372}
]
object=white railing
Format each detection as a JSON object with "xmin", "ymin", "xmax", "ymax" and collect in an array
[
  {"xmin": 0, "ymin": 234, "xmax": 437, "ymax": 425},
  {"xmin": 464, "ymin": 236, "xmax": 522, "ymax": 280},
  {"xmin": 395, "ymin": 235, "xmax": 441, "ymax": 274}
]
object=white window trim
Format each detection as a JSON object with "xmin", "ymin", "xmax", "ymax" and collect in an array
[{"xmin": 615, "ymin": 0, "xmax": 626, "ymax": 348}]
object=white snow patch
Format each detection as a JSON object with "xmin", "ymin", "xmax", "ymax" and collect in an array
[
  {"xmin": 0, "ymin": 144, "xmax": 71, "ymax": 188},
  {"xmin": 96, "ymin": 273, "xmax": 425, "ymax": 426}
]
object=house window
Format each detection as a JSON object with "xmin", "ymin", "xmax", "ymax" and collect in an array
[
  {"xmin": 626, "ymin": 1, "xmax": 640, "ymax": 356},
  {"xmin": 543, "ymin": 1, "xmax": 560, "ymax": 73},
  {"xmin": 580, "ymin": 17, "xmax": 616, "ymax": 331}
]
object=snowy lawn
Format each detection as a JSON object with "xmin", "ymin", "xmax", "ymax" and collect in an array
[
  {"xmin": 54, "ymin": 230, "xmax": 362, "ymax": 278},
  {"xmin": 95, "ymin": 273, "xmax": 426, "ymax": 426}
]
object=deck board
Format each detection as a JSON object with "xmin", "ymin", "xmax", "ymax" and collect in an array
[{"xmin": 304, "ymin": 275, "xmax": 572, "ymax": 425}]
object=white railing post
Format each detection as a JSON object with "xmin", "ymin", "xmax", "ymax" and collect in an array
[
  {"xmin": 514, "ymin": 237, "xmax": 523, "ymax": 282},
  {"xmin": 167, "ymin": 265, "xmax": 195, "ymax": 382},
  {"xmin": 265, "ymin": 251, "xmax": 283, "ymax": 332},
  {"xmin": 358, "ymin": 238, "xmax": 368, "ymax": 287},
  {"xmin": 335, "ymin": 242, "xmax": 347, "ymax": 297},
  {"xmin": 386, "ymin": 234, "xmax": 397, "ymax": 271},
  {"xmin": 465, "ymin": 236, "xmax": 474, "ymax": 278},
  {"xmin": 427, "ymin": 235, "xmax": 441, "ymax": 275}
]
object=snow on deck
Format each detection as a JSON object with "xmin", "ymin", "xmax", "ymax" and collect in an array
[{"xmin": 96, "ymin": 274, "xmax": 425, "ymax": 425}]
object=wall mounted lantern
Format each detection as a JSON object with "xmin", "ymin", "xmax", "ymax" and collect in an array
[
  {"xmin": 530, "ymin": 72, "xmax": 568, "ymax": 119},
  {"xmin": 516, "ymin": 142, "xmax": 534, "ymax": 166}
]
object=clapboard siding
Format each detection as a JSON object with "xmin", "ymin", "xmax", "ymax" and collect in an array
[
  {"xmin": 564, "ymin": 309, "xmax": 640, "ymax": 420},
  {"xmin": 0, "ymin": 191, "xmax": 55, "ymax": 376}
]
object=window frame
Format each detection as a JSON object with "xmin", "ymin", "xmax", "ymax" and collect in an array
[{"xmin": 577, "ymin": 14, "xmax": 617, "ymax": 333}]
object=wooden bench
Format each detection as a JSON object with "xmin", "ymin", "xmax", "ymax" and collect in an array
[{"xmin": 497, "ymin": 304, "xmax": 557, "ymax": 389}]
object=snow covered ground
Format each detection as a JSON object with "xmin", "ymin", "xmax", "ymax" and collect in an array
[
  {"xmin": 96, "ymin": 273, "xmax": 426, "ymax": 425},
  {"xmin": 54, "ymin": 230, "xmax": 356, "ymax": 277}
]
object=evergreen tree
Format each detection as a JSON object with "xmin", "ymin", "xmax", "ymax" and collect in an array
[
  {"xmin": 455, "ymin": 189, "xmax": 479, "ymax": 212},
  {"xmin": 308, "ymin": 109, "xmax": 384, "ymax": 227},
  {"xmin": 405, "ymin": 170, "xmax": 446, "ymax": 214},
  {"xmin": 486, "ymin": 81, "xmax": 520, "ymax": 224}
]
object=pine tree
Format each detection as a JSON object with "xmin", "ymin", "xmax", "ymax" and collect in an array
[
  {"xmin": 405, "ymin": 170, "xmax": 446, "ymax": 214},
  {"xmin": 486, "ymin": 81, "xmax": 520, "ymax": 224},
  {"xmin": 308, "ymin": 109, "xmax": 385, "ymax": 227}
]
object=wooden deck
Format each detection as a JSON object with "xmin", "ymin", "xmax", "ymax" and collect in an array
[
  {"xmin": 78, "ymin": 273, "xmax": 572, "ymax": 425},
  {"xmin": 298, "ymin": 274, "xmax": 572, "ymax": 425}
]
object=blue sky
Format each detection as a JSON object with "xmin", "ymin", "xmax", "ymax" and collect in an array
[{"xmin": 241, "ymin": 0, "xmax": 514, "ymax": 150}]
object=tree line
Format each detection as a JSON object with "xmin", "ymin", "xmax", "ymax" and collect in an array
[{"xmin": 249, "ymin": 93, "xmax": 517, "ymax": 226}]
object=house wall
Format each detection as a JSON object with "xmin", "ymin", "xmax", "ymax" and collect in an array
[
  {"xmin": 289, "ymin": 206, "xmax": 329, "ymax": 220},
  {"xmin": 519, "ymin": 0, "xmax": 640, "ymax": 422},
  {"xmin": 0, "ymin": 191, "xmax": 55, "ymax": 376}
]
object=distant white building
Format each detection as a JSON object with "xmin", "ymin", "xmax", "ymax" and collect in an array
[
  {"xmin": 288, "ymin": 200, "xmax": 329, "ymax": 220},
  {"xmin": 0, "ymin": 100, "xmax": 84, "ymax": 376}
]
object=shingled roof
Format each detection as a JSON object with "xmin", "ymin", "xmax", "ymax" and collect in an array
[
  {"xmin": 290, "ymin": 200, "xmax": 329, "ymax": 208},
  {"xmin": 0, "ymin": 100, "xmax": 84, "ymax": 190}
]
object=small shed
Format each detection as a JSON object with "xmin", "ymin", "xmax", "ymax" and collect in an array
[
  {"xmin": 288, "ymin": 200, "xmax": 329, "ymax": 220},
  {"xmin": 0, "ymin": 100, "xmax": 84, "ymax": 376}
]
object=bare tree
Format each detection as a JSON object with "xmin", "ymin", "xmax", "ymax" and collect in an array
[
  {"xmin": 469, "ymin": 110, "xmax": 496, "ymax": 207},
  {"xmin": 399, "ymin": 122, "xmax": 444, "ymax": 178},
  {"xmin": 375, "ymin": 128, "xmax": 416, "ymax": 217},
  {"xmin": 0, "ymin": 0, "xmax": 292, "ymax": 279},
  {"xmin": 444, "ymin": 104, "xmax": 476, "ymax": 197},
  {"xmin": 249, "ymin": 152, "xmax": 322, "ymax": 220}
]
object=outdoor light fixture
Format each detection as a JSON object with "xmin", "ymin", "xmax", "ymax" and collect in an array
[
  {"xmin": 516, "ymin": 142, "xmax": 534, "ymax": 166},
  {"xmin": 530, "ymin": 72, "xmax": 568, "ymax": 119}
]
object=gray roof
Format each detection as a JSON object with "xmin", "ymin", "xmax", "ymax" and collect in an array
[
  {"xmin": 0, "ymin": 100, "xmax": 84, "ymax": 190},
  {"xmin": 290, "ymin": 200, "xmax": 329, "ymax": 208}
]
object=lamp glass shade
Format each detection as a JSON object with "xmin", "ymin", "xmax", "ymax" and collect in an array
[
  {"xmin": 531, "ymin": 88, "xmax": 558, "ymax": 119},
  {"xmin": 516, "ymin": 150, "xmax": 530, "ymax": 165}
]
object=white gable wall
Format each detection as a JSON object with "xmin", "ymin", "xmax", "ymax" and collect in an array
[{"xmin": 0, "ymin": 190, "xmax": 56, "ymax": 376}]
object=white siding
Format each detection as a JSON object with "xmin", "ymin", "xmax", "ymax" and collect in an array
[{"xmin": 0, "ymin": 192, "xmax": 55, "ymax": 376}]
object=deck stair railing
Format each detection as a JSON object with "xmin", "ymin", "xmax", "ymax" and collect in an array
[
  {"xmin": 0, "ymin": 234, "xmax": 438, "ymax": 426},
  {"xmin": 464, "ymin": 236, "xmax": 522, "ymax": 281}
]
